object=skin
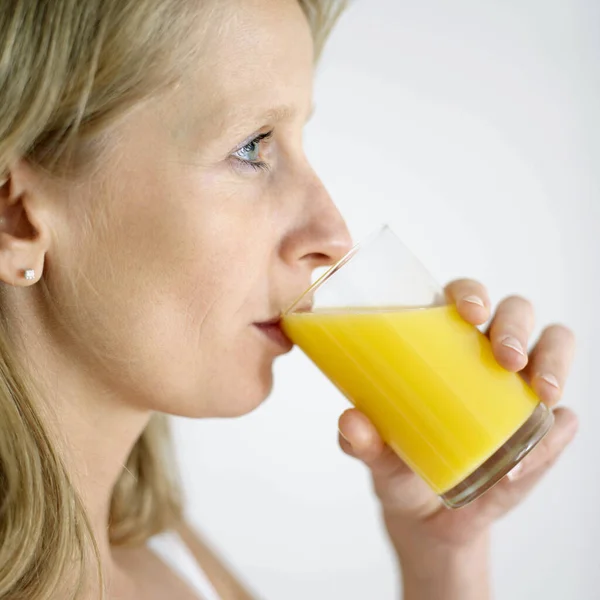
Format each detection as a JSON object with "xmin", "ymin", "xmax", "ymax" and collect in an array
[
  {"xmin": 0, "ymin": 0, "xmax": 577, "ymax": 598},
  {"xmin": 339, "ymin": 286, "xmax": 577, "ymax": 599}
]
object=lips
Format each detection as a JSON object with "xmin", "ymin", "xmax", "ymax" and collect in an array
[
  {"xmin": 254, "ymin": 316, "xmax": 293, "ymax": 351},
  {"xmin": 254, "ymin": 296, "xmax": 313, "ymax": 351},
  {"xmin": 256, "ymin": 316, "xmax": 283, "ymax": 327}
]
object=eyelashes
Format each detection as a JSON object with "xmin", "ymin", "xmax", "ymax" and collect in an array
[{"xmin": 230, "ymin": 130, "xmax": 274, "ymax": 173}]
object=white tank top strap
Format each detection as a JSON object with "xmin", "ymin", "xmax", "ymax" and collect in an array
[{"xmin": 147, "ymin": 530, "xmax": 222, "ymax": 600}]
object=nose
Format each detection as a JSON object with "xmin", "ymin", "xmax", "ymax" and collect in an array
[{"xmin": 279, "ymin": 170, "xmax": 353, "ymax": 270}]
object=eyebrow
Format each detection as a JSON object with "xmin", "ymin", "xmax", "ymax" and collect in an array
[
  {"xmin": 259, "ymin": 105, "xmax": 297, "ymax": 123},
  {"xmin": 257, "ymin": 103, "xmax": 316, "ymax": 125},
  {"xmin": 212, "ymin": 103, "xmax": 318, "ymax": 154}
]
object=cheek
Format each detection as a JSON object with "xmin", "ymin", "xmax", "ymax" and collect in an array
[
  {"xmin": 168, "ymin": 254, "xmax": 280, "ymax": 417},
  {"xmin": 187, "ymin": 323, "xmax": 278, "ymax": 417},
  {"xmin": 112, "ymin": 270, "xmax": 279, "ymax": 419},
  {"xmin": 51, "ymin": 176, "xmax": 280, "ymax": 418}
]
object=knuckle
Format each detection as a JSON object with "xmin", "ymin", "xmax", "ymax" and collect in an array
[
  {"xmin": 452, "ymin": 277, "xmax": 481, "ymax": 288},
  {"xmin": 541, "ymin": 449, "xmax": 562, "ymax": 473},
  {"xmin": 491, "ymin": 319, "xmax": 527, "ymax": 340},
  {"xmin": 535, "ymin": 352, "xmax": 562, "ymax": 373},
  {"xmin": 447, "ymin": 278, "xmax": 485, "ymax": 297},
  {"xmin": 530, "ymin": 441, "xmax": 554, "ymax": 469},
  {"xmin": 546, "ymin": 323, "xmax": 576, "ymax": 345},
  {"xmin": 503, "ymin": 294, "xmax": 534, "ymax": 313},
  {"xmin": 494, "ymin": 295, "xmax": 535, "ymax": 333}
]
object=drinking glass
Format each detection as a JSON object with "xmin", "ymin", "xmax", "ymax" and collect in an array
[{"xmin": 282, "ymin": 226, "xmax": 553, "ymax": 508}]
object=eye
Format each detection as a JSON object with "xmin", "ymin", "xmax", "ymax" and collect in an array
[
  {"xmin": 234, "ymin": 139, "xmax": 262, "ymax": 162},
  {"xmin": 230, "ymin": 130, "xmax": 273, "ymax": 173}
]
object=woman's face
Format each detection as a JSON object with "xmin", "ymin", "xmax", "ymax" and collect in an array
[{"xmin": 42, "ymin": 0, "xmax": 352, "ymax": 417}]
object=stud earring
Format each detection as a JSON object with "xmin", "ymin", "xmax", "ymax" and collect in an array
[{"xmin": 23, "ymin": 269, "xmax": 35, "ymax": 281}]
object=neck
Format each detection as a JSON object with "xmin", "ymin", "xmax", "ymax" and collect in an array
[
  {"xmin": 39, "ymin": 355, "xmax": 151, "ymax": 597},
  {"xmin": 6, "ymin": 294, "xmax": 152, "ymax": 571},
  {"xmin": 58, "ymin": 389, "xmax": 152, "ymax": 556}
]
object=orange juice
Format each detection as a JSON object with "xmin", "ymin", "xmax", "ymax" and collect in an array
[{"xmin": 282, "ymin": 304, "xmax": 539, "ymax": 494}]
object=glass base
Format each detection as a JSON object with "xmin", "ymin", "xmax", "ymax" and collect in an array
[{"xmin": 440, "ymin": 403, "xmax": 554, "ymax": 509}]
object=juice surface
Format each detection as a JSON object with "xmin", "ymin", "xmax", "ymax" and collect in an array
[{"xmin": 283, "ymin": 305, "xmax": 538, "ymax": 493}]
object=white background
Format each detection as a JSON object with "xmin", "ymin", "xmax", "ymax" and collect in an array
[{"xmin": 174, "ymin": 1, "xmax": 600, "ymax": 598}]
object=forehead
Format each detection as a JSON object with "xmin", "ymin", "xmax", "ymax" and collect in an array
[{"xmin": 170, "ymin": 0, "xmax": 315, "ymax": 139}]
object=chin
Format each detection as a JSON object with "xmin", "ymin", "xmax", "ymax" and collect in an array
[
  {"xmin": 214, "ymin": 354, "xmax": 281, "ymax": 418},
  {"xmin": 217, "ymin": 370, "xmax": 275, "ymax": 418},
  {"xmin": 168, "ymin": 365, "xmax": 275, "ymax": 419}
]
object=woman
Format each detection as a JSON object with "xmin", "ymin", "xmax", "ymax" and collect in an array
[{"xmin": 0, "ymin": 1, "xmax": 577, "ymax": 598}]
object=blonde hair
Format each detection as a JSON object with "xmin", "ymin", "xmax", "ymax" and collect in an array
[{"xmin": 0, "ymin": 1, "xmax": 347, "ymax": 598}]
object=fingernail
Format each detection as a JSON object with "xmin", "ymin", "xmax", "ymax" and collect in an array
[
  {"xmin": 500, "ymin": 335, "xmax": 525, "ymax": 357},
  {"xmin": 507, "ymin": 462, "xmax": 524, "ymax": 482},
  {"xmin": 338, "ymin": 428, "xmax": 350, "ymax": 444},
  {"xmin": 539, "ymin": 373, "xmax": 560, "ymax": 390},
  {"xmin": 462, "ymin": 295, "xmax": 485, "ymax": 308}
]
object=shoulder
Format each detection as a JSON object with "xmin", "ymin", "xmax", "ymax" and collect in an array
[{"xmin": 175, "ymin": 521, "xmax": 258, "ymax": 600}]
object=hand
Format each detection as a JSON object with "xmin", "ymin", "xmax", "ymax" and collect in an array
[{"xmin": 337, "ymin": 279, "xmax": 578, "ymax": 552}]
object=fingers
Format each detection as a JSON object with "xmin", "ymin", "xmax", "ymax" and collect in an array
[
  {"xmin": 502, "ymin": 408, "xmax": 578, "ymax": 500},
  {"xmin": 444, "ymin": 279, "xmax": 491, "ymax": 325},
  {"xmin": 446, "ymin": 283, "xmax": 573, "ymax": 396},
  {"xmin": 523, "ymin": 325, "xmax": 576, "ymax": 406},
  {"xmin": 474, "ymin": 407, "xmax": 578, "ymax": 520},
  {"xmin": 449, "ymin": 284, "xmax": 575, "ymax": 406},
  {"xmin": 510, "ymin": 408, "xmax": 578, "ymax": 479},
  {"xmin": 487, "ymin": 295, "xmax": 535, "ymax": 372},
  {"xmin": 338, "ymin": 409, "xmax": 437, "ymax": 516}
]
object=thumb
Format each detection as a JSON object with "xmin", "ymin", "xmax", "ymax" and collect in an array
[
  {"xmin": 338, "ymin": 409, "xmax": 439, "ymax": 516},
  {"xmin": 338, "ymin": 408, "xmax": 412, "ymax": 480}
]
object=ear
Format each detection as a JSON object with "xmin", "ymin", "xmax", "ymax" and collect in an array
[{"xmin": 0, "ymin": 161, "xmax": 52, "ymax": 287}]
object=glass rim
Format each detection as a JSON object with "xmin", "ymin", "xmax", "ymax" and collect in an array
[{"xmin": 282, "ymin": 224, "xmax": 390, "ymax": 316}]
